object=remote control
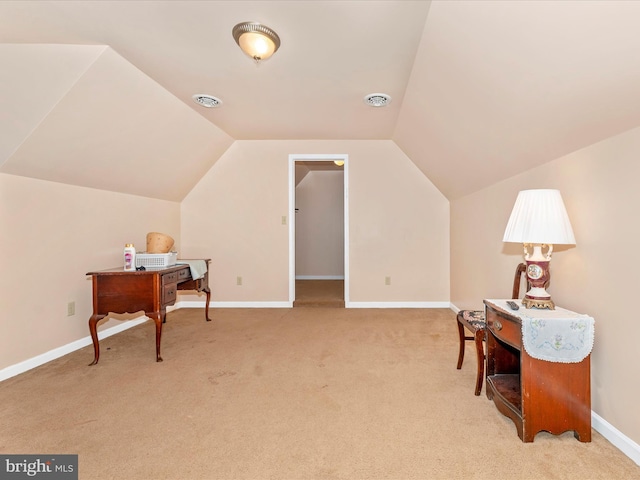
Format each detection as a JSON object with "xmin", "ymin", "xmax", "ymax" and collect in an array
[{"xmin": 506, "ymin": 300, "xmax": 520, "ymax": 310}]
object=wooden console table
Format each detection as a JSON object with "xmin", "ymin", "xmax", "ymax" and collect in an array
[
  {"xmin": 87, "ymin": 259, "xmax": 211, "ymax": 365},
  {"xmin": 484, "ymin": 299, "xmax": 593, "ymax": 442}
]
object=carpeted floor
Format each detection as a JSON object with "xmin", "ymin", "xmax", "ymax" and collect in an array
[
  {"xmin": 1, "ymin": 307, "xmax": 638, "ymax": 479},
  {"xmin": 294, "ymin": 280, "xmax": 344, "ymax": 308}
]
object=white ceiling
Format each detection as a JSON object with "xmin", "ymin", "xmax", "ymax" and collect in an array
[{"xmin": 2, "ymin": 0, "xmax": 640, "ymax": 200}]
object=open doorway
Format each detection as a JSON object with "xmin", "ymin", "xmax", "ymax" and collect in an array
[{"xmin": 288, "ymin": 154, "xmax": 349, "ymax": 307}]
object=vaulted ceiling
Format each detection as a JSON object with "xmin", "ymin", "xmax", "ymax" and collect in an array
[{"xmin": 2, "ymin": 1, "xmax": 640, "ymax": 201}]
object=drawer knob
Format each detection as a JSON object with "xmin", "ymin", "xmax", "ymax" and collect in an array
[{"xmin": 494, "ymin": 320, "xmax": 503, "ymax": 331}]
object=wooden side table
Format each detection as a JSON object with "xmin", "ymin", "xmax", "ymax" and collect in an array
[{"xmin": 484, "ymin": 299, "xmax": 593, "ymax": 442}]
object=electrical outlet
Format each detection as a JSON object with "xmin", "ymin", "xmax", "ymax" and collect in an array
[
  {"xmin": 67, "ymin": 301, "xmax": 75, "ymax": 316},
  {"xmin": 236, "ymin": 276, "xmax": 243, "ymax": 286},
  {"xmin": 385, "ymin": 276, "xmax": 391, "ymax": 286}
]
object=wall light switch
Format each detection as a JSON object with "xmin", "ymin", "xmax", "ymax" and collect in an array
[{"xmin": 281, "ymin": 215, "xmax": 287, "ymax": 225}]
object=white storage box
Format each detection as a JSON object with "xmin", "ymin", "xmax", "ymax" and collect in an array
[{"xmin": 135, "ymin": 252, "xmax": 177, "ymax": 269}]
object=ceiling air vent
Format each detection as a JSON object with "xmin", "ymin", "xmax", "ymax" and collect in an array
[
  {"xmin": 363, "ymin": 93, "xmax": 391, "ymax": 107},
  {"xmin": 192, "ymin": 94, "xmax": 223, "ymax": 108}
]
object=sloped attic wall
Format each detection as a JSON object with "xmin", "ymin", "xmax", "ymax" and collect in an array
[
  {"xmin": 0, "ymin": 44, "xmax": 233, "ymax": 201},
  {"xmin": 0, "ymin": 44, "xmax": 105, "ymax": 164}
]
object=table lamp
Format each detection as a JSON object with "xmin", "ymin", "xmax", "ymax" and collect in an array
[{"xmin": 503, "ymin": 189, "xmax": 576, "ymax": 309}]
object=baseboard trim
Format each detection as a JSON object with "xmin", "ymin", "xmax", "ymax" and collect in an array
[
  {"xmin": 180, "ymin": 300, "xmax": 292, "ymax": 308},
  {"xmin": 592, "ymin": 411, "xmax": 640, "ymax": 466},
  {"xmin": 181, "ymin": 300, "xmax": 451, "ymax": 309},
  {"xmin": 0, "ymin": 315, "xmax": 150, "ymax": 382},
  {"xmin": 295, "ymin": 275, "xmax": 345, "ymax": 280},
  {"xmin": 347, "ymin": 301, "xmax": 451, "ymax": 308}
]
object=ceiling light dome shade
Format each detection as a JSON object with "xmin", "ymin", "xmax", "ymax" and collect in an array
[{"xmin": 233, "ymin": 22, "xmax": 281, "ymax": 62}]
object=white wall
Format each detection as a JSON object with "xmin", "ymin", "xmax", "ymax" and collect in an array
[
  {"xmin": 295, "ymin": 169, "xmax": 344, "ymax": 278},
  {"xmin": 180, "ymin": 139, "xmax": 450, "ymax": 305},
  {"xmin": 0, "ymin": 173, "xmax": 181, "ymax": 370}
]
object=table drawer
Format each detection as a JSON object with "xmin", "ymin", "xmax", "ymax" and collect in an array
[
  {"xmin": 177, "ymin": 267, "xmax": 191, "ymax": 281},
  {"xmin": 163, "ymin": 283, "xmax": 177, "ymax": 305},
  {"xmin": 487, "ymin": 310, "xmax": 521, "ymax": 348},
  {"xmin": 162, "ymin": 272, "xmax": 178, "ymax": 285}
]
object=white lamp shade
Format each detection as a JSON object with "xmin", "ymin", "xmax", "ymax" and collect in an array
[{"xmin": 503, "ymin": 189, "xmax": 576, "ymax": 245}]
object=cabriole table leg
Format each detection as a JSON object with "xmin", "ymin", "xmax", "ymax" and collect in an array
[
  {"xmin": 149, "ymin": 312, "xmax": 164, "ymax": 362},
  {"xmin": 88, "ymin": 314, "xmax": 104, "ymax": 366}
]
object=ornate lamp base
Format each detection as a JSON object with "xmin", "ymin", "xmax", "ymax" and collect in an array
[
  {"xmin": 522, "ymin": 296, "xmax": 555, "ymax": 310},
  {"xmin": 522, "ymin": 244, "xmax": 557, "ymax": 310}
]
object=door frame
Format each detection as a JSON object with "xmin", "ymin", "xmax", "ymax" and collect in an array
[{"xmin": 288, "ymin": 153, "xmax": 349, "ymax": 306}]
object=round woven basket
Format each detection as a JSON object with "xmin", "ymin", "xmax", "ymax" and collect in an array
[{"xmin": 146, "ymin": 232, "xmax": 174, "ymax": 254}]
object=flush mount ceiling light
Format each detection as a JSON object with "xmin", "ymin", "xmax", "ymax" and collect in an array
[
  {"xmin": 232, "ymin": 21, "xmax": 281, "ymax": 63},
  {"xmin": 192, "ymin": 94, "xmax": 223, "ymax": 108},
  {"xmin": 364, "ymin": 93, "xmax": 392, "ymax": 107}
]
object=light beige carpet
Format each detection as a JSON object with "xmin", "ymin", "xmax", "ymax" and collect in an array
[
  {"xmin": 294, "ymin": 280, "xmax": 344, "ymax": 308},
  {"xmin": 1, "ymin": 307, "xmax": 638, "ymax": 480}
]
